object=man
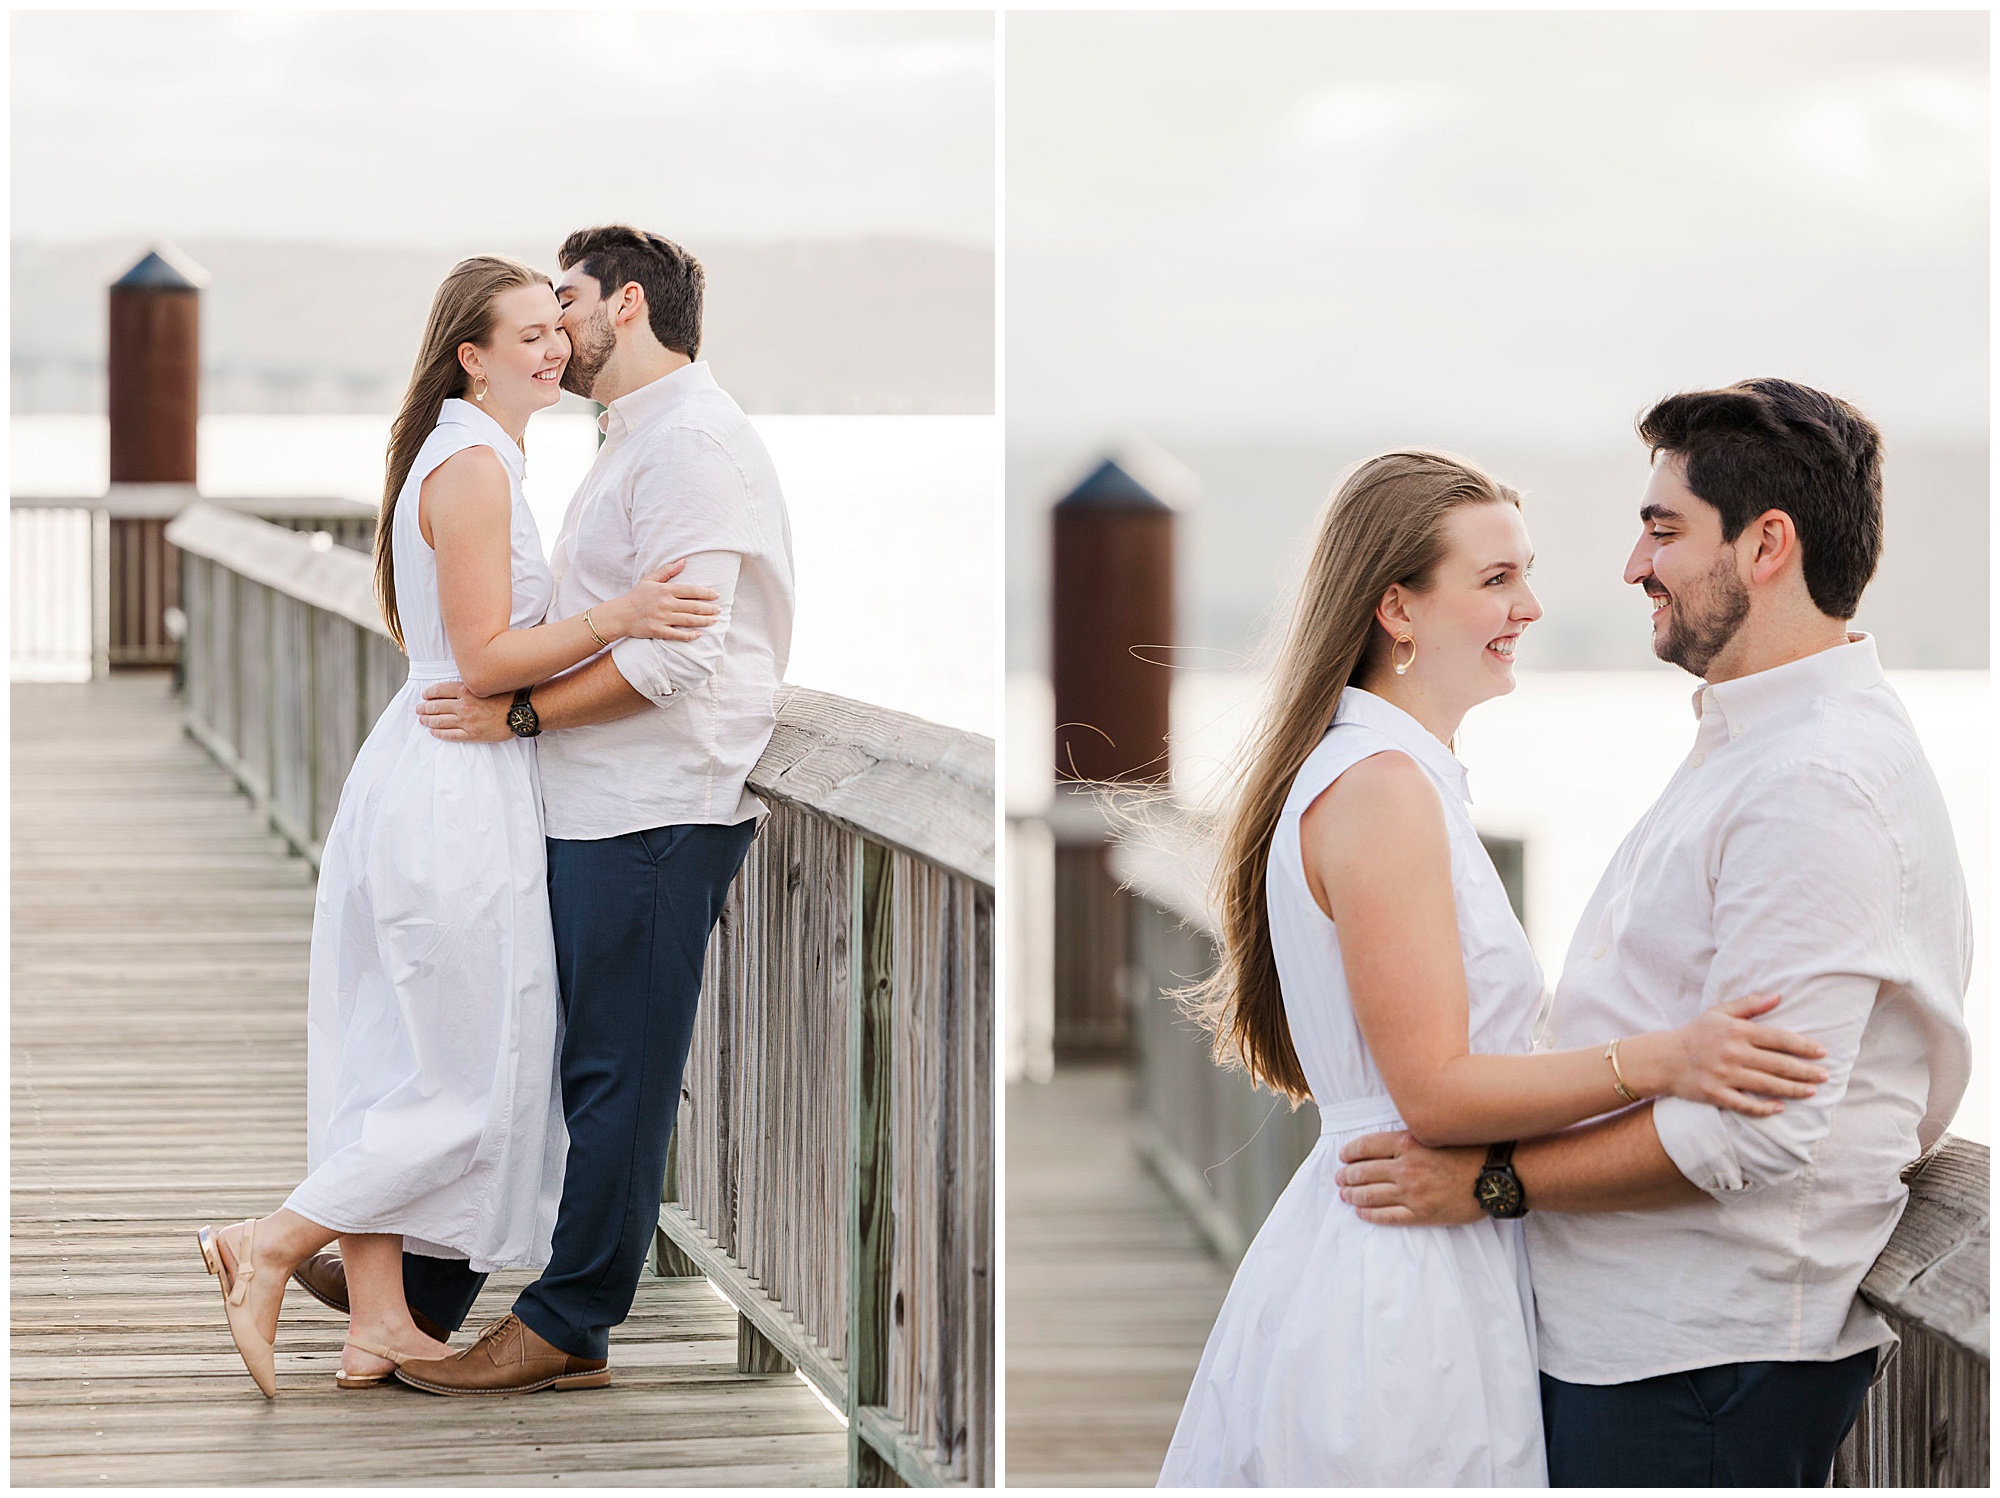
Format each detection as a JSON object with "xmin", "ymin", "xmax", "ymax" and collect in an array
[
  {"xmin": 295, "ymin": 225, "xmax": 795, "ymax": 1394},
  {"xmin": 1334, "ymin": 379, "xmax": 1971, "ymax": 1485}
]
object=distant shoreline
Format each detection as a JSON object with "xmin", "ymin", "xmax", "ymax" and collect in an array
[{"xmin": 11, "ymin": 235, "xmax": 995, "ymax": 419}]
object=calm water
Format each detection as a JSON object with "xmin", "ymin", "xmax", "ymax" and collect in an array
[
  {"xmin": 13, "ymin": 412, "xmax": 998, "ymax": 737},
  {"xmin": 1010, "ymin": 666, "xmax": 1991, "ymax": 1144}
]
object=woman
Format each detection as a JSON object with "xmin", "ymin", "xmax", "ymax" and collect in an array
[
  {"xmin": 1157, "ymin": 452, "xmax": 1828, "ymax": 1485},
  {"xmin": 195, "ymin": 256, "xmax": 719, "ymax": 1395}
]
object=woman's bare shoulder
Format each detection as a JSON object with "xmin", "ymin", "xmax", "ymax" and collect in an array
[
  {"xmin": 421, "ymin": 444, "xmax": 510, "ymax": 500},
  {"xmin": 1300, "ymin": 747, "xmax": 1449, "ymax": 883},
  {"xmin": 419, "ymin": 446, "xmax": 512, "ymax": 544}
]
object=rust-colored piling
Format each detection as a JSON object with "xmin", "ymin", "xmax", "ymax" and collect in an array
[
  {"xmin": 108, "ymin": 247, "xmax": 205, "ymax": 484},
  {"xmin": 1050, "ymin": 458, "xmax": 1176, "ymax": 784},
  {"xmin": 1048, "ymin": 453, "xmax": 1184, "ymax": 1057}
]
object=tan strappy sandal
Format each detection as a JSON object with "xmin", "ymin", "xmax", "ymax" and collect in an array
[
  {"xmin": 336, "ymin": 1335, "xmax": 419, "ymax": 1389},
  {"xmin": 196, "ymin": 1218, "xmax": 278, "ymax": 1398}
]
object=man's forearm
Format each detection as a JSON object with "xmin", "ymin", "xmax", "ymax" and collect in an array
[
  {"xmin": 533, "ymin": 654, "xmax": 655, "ymax": 731},
  {"xmin": 1517, "ymin": 1102, "xmax": 1707, "ymax": 1213}
]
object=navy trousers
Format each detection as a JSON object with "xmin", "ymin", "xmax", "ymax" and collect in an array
[
  {"xmin": 1541, "ymin": 1349, "xmax": 1876, "ymax": 1487},
  {"xmin": 402, "ymin": 819, "xmax": 755, "ymax": 1358}
]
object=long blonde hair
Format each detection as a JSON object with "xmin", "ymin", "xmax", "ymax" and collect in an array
[
  {"xmin": 1184, "ymin": 450, "xmax": 1521, "ymax": 1102},
  {"xmin": 376, "ymin": 254, "xmax": 548, "ymax": 649}
]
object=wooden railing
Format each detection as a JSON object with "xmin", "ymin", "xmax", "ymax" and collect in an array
[
  {"xmin": 167, "ymin": 503, "xmax": 408, "ymax": 860},
  {"xmin": 165, "ymin": 502, "xmax": 996, "ymax": 1487},
  {"xmin": 1109, "ymin": 816, "xmax": 1990, "ymax": 1488},
  {"xmin": 667, "ymin": 703, "xmax": 993, "ymax": 1487},
  {"xmin": 10, "ymin": 489, "xmax": 375, "ymax": 681}
]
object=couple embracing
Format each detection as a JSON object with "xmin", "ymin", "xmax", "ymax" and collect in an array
[
  {"xmin": 196, "ymin": 226, "xmax": 795, "ymax": 1396},
  {"xmin": 1160, "ymin": 380, "xmax": 1971, "ymax": 1486}
]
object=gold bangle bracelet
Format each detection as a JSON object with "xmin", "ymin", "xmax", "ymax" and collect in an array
[
  {"xmin": 583, "ymin": 609, "xmax": 609, "ymax": 649},
  {"xmin": 1604, "ymin": 1039, "xmax": 1639, "ymax": 1105}
]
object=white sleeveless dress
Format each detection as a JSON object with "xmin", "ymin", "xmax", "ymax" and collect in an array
[
  {"xmin": 283, "ymin": 398, "xmax": 565, "ymax": 1273},
  {"xmin": 1159, "ymin": 686, "xmax": 1549, "ymax": 1487}
]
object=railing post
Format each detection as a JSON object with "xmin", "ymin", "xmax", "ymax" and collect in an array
[
  {"xmin": 304, "ymin": 600, "xmax": 319, "ymax": 860},
  {"xmin": 963, "ymin": 887, "xmax": 994, "ymax": 1485},
  {"xmin": 847, "ymin": 835, "xmax": 897, "ymax": 1484},
  {"xmin": 652, "ymin": 1128, "xmax": 703, "ymax": 1278},
  {"xmin": 250, "ymin": 579, "xmax": 270, "ymax": 808},
  {"xmin": 90, "ymin": 507, "xmax": 111, "ymax": 681},
  {"xmin": 737, "ymin": 1319, "xmax": 794, "ymax": 1376}
]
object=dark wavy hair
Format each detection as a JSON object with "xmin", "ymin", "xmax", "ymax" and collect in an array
[
  {"xmin": 1638, "ymin": 378, "xmax": 1883, "ymax": 619},
  {"xmin": 558, "ymin": 225, "xmax": 704, "ymax": 359}
]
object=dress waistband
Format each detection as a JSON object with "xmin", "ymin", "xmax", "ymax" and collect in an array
[
  {"xmin": 404, "ymin": 658, "xmax": 461, "ymax": 683},
  {"xmin": 1316, "ymin": 1094, "xmax": 1404, "ymax": 1136}
]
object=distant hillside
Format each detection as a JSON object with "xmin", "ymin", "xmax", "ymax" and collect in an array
[
  {"xmin": 11, "ymin": 237, "xmax": 993, "ymax": 416},
  {"xmin": 1008, "ymin": 434, "xmax": 1991, "ymax": 671}
]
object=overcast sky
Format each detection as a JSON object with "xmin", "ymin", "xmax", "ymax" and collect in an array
[
  {"xmin": 12, "ymin": 10, "xmax": 994, "ymax": 249},
  {"xmin": 1009, "ymin": 11, "xmax": 1987, "ymax": 442}
]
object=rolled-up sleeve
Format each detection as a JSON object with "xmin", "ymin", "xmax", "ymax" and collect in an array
[
  {"xmin": 606, "ymin": 430, "xmax": 755, "ymax": 708},
  {"xmin": 1653, "ymin": 764, "xmax": 1906, "ymax": 1198}
]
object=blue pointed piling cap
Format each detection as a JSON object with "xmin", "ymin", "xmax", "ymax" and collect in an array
[
  {"xmin": 112, "ymin": 245, "xmax": 209, "ymax": 291},
  {"xmin": 1057, "ymin": 458, "xmax": 1167, "ymax": 511},
  {"xmin": 1054, "ymin": 443, "xmax": 1198, "ymax": 512}
]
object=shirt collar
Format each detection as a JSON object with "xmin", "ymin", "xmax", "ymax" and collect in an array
[
  {"xmin": 437, "ymin": 398, "xmax": 526, "ymax": 481},
  {"xmin": 1693, "ymin": 633, "xmax": 1884, "ymax": 737},
  {"xmin": 597, "ymin": 360, "xmax": 714, "ymax": 440},
  {"xmin": 1335, "ymin": 686, "xmax": 1473, "ymax": 803}
]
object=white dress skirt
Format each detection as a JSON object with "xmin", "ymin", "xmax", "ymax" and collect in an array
[
  {"xmin": 1158, "ymin": 687, "xmax": 1550, "ymax": 1487},
  {"xmin": 282, "ymin": 399, "xmax": 566, "ymax": 1273}
]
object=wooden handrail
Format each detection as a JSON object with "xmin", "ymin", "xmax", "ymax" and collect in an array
[
  {"xmin": 14, "ymin": 487, "xmax": 376, "ymax": 519},
  {"xmin": 165, "ymin": 501, "xmax": 995, "ymax": 883},
  {"xmin": 166, "ymin": 500, "xmax": 379, "ymax": 630},
  {"xmin": 762, "ymin": 686, "xmax": 993, "ymax": 887},
  {"xmin": 1863, "ymin": 1137, "xmax": 1990, "ymax": 1360}
]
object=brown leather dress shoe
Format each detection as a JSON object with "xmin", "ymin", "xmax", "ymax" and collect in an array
[
  {"xmin": 292, "ymin": 1247, "xmax": 452, "ymax": 1344},
  {"xmin": 393, "ymin": 1313, "xmax": 609, "ymax": 1397}
]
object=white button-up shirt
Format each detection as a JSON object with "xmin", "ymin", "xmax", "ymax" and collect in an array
[
  {"xmin": 535, "ymin": 362, "xmax": 795, "ymax": 838},
  {"xmin": 1526, "ymin": 634, "xmax": 1972, "ymax": 1384}
]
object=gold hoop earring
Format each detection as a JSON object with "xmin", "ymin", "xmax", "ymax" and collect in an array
[
  {"xmin": 472, "ymin": 375, "xmax": 488, "ymax": 404},
  {"xmin": 1392, "ymin": 634, "xmax": 1417, "ymax": 676}
]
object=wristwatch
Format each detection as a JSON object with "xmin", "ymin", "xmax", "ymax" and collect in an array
[
  {"xmin": 1473, "ymin": 1141, "xmax": 1528, "ymax": 1219},
  {"xmin": 506, "ymin": 687, "xmax": 540, "ymax": 739}
]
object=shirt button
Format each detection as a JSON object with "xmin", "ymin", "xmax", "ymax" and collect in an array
[
  {"xmin": 1590, "ymin": 945, "xmax": 1606, "ymax": 960},
  {"xmin": 1690, "ymin": 752, "xmax": 1705, "ymax": 767},
  {"xmin": 1730, "ymin": 727, "xmax": 1742, "ymax": 739}
]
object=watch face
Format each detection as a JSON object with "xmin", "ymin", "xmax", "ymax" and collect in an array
[
  {"xmin": 1475, "ymin": 1168, "xmax": 1525, "ymax": 1218},
  {"xmin": 507, "ymin": 701, "xmax": 538, "ymax": 737}
]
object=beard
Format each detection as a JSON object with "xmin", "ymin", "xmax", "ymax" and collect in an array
[
  {"xmin": 560, "ymin": 304, "xmax": 615, "ymax": 398},
  {"xmin": 1652, "ymin": 551, "xmax": 1750, "ymax": 677}
]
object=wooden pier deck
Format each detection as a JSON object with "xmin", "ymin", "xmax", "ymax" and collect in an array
[
  {"xmin": 1004, "ymin": 1064, "xmax": 1232, "ymax": 1487},
  {"xmin": 10, "ymin": 674, "xmax": 847, "ymax": 1487}
]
